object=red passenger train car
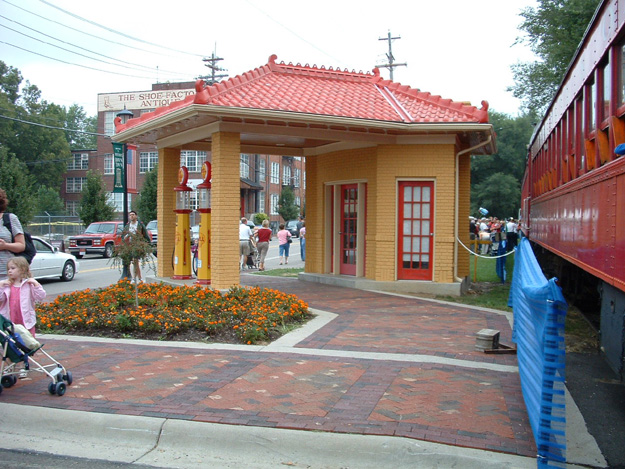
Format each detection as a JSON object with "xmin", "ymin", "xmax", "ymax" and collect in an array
[{"xmin": 520, "ymin": 0, "xmax": 625, "ymax": 377}]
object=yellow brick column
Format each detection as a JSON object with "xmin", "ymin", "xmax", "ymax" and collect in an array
[
  {"xmin": 211, "ymin": 132, "xmax": 241, "ymax": 290},
  {"xmin": 157, "ymin": 147, "xmax": 181, "ymax": 278},
  {"xmin": 457, "ymin": 152, "xmax": 471, "ymax": 278}
]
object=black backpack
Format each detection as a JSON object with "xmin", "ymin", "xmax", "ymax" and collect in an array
[{"xmin": 2, "ymin": 213, "xmax": 37, "ymax": 264}]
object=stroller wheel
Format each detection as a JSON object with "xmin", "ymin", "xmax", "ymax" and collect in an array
[
  {"xmin": 55, "ymin": 382, "xmax": 67, "ymax": 396},
  {"xmin": 1, "ymin": 375, "xmax": 15, "ymax": 388},
  {"xmin": 63, "ymin": 371, "xmax": 73, "ymax": 386},
  {"xmin": 48, "ymin": 381, "xmax": 57, "ymax": 395}
]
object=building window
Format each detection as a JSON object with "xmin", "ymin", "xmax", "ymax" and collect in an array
[
  {"xmin": 104, "ymin": 153, "xmax": 114, "ymax": 175},
  {"xmin": 270, "ymin": 193, "xmax": 279, "ymax": 215},
  {"xmin": 293, "ymin": 168, "xmax": 300, "ymax": 188},
  {"xmin": 107, "ymin": 192, "xmax": 131, "ymax": 212},
  {"xmin": 66, "ymin": 200, "xmax": 79, "ymax": 216},
  {"xmin": 271, "ymin": 162, "xmax": 280, "ymax": 184},
  {"xmin": 180, "ymin": 150, "xmax": 205, "ymax": 173},
  {"xmin": 283, "ymin": 165, "xmax": 291, "ymax": 185},
  {"xmin": 104, "ymin": 111, "xmax": 116, "ymax": 136},
  {"xmin": 240, "ymin": 154, "xmax": 250, "ymax": 178},
  {"xmin": 140, "ymin": 151, "xmax": 158, "ymax": 173},
  {"xmin": 66, "ymin": 177, "xmax": 87, "ymax": 193},
  {"xmin": 259, "ymin": 159, "xmax": 266, "ymax": 183},
  {"xmin": 68, "ymin": 153, "xmax": 89, "ymax": 170},
  {"xmin": 258, "ymin": 191, "xmax": 265, "ymax": 213},
  {"xmin": 295, "ymin": 196, "xmax": 301, "ymax": 208}
]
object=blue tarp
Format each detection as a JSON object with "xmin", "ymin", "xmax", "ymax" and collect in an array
[{"xmin": 509, "ymin": 238, "xmax": 567, "ymax": 468}]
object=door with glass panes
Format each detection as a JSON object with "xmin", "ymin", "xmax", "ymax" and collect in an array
[{"xmin": 398, "ymin": 181, "xmax": 434, "ymax": 280}]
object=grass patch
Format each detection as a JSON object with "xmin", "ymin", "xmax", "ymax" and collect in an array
[{"xmin": 254, "ymin": 268, "xmax": 304, "ymax": 278}]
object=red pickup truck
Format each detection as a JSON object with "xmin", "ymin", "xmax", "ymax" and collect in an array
[{"xmin": 68, "ymin": 221, "xmax": 124, "ymax": 259}]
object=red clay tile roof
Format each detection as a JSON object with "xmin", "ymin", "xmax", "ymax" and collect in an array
[{"xmin": 117, "ymin": 54, "xmax": 489, "ymax": 131}]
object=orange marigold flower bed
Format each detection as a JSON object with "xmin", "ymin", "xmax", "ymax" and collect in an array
[{"xmin": 37, "ymin": 280, "xmax": 311, "ymax": 344}]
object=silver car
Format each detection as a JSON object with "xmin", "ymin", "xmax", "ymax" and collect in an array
[{"xmin": 30, "ymin": 237, "xmax": 80, "ymax": 282}]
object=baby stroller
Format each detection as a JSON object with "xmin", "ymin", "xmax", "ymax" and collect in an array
[
  {"xmin": 0, "ymin": 315, "xmax": 72, "ymax": 396},
  {"xmin": 246, "ymin": 239, "xmax": 259, "ymax": 269}
]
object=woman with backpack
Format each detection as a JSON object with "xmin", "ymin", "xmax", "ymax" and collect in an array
[{"xmin": 0, "ymin": 188, "xmax": 26, "ymax": 280}]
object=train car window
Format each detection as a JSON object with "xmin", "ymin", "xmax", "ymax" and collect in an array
[
  {"xmin": 619, "ymin": 43, "xmax": 625, "ymax": 109},
  {"xmin": 576, "ymin": 97, "xmax": 585, "ymax": 174},
  {"xmin": 589, "ymin": 79, "xmax": 597, "ymax": 132},
  {"xmin": 601, "ymin": 60, "xmax": 611, "ymax": 124}
]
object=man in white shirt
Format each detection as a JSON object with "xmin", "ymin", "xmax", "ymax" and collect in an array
[{"xmin": 239, "ymin": 218, "xmax": 253, "ymax": 270}]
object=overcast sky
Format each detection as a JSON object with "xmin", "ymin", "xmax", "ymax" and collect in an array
[{"xmin": 0, "ymin": 0, "xmax": 538, "ymax": 117}]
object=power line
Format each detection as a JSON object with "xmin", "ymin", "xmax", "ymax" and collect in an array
[
  {"xmin": 0, "ymin": 14, "xmax": 184, "ymax": 77},
  {"xmin": 37, "ymin": 0, "xmax": 205, "ymax": 58},
  {"xmin": 0, "ymin": 113, "xmax": 110, "ymax": 137}
]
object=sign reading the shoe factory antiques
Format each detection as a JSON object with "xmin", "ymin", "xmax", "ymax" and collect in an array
[{"xmin": 98, "ymin": 88, "xmax": 195, "ymax": 113}]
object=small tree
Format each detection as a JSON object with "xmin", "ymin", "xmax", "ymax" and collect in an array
[
  {"xmin": 35, "ymin": 185, "xmax": 65, "ymax": 215},
  {"xmin": 0, "ymin": 147, "xmax": 36, "ymax": 224},
  {"xmin": 111, "ymin": 232, "xmax": 155, "ymax": 307},
  {"xmin": 78, "ymin": 170, "xmax": 116, "ymax": 226},
  {"xmin": 136, "ymin": 166, "xmax": 157, "ymax": 223},
  {"xmin": 278, "ymin": 186, "xmax": 299, "ymax": 222},
  {"xmin": 253, "ymin": 212, "xmax": 269, "ymax": 225}
]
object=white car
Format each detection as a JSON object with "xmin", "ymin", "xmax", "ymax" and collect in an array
[{"xmin": 30, "ymin": 237, "xmax": 80, "ymax": 282}]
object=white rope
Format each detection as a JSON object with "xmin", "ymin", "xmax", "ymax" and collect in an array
[{"xmin": 456, "ymin": 237, "xmax": 516, "ymax": 259}]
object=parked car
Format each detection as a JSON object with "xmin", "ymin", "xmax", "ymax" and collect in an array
[
  {"xmin": 285, "ymin": 220, "xmax": 300, "ymax": 238},
  {"xmin": 68, "ymin": 221, "xmax": 124, "ymax": 258},
  {"xmin": 146, "ymin": 220, "xmax": 158, "ymax": 255},
  {"xmin": 31, "ymin": 237, "xmax": 79, "ymax": 282}
]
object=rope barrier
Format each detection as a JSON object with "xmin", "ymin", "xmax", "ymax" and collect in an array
[{"xmin": 456, "ymin": 237, "xmax": 516, "ymax": 259}]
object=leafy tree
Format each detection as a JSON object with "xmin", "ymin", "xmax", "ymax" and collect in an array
[
  {"xmin": 65, "ymin": 104, "xmax": 97, "ymax": 149},
  {"xmin": 253, "ymin": 212, "xmax": 269, "ymax": 225},
  {"xmin": 511, "ymin": 0, "xmax": 601, "ymax": 113},
  {"xmin": 78, "ymin": 170, "xmax": 116, "ymax": 226},
  {"xmin": 471, "ymin": 112, "xmax": 535, "ymax": 217},
  {"xmin": 472, "ymin": 172, "xmax": 521, "ymax": 219},
  {"xmin": 35, "ymin": 185, "xmax": 66, "ymax": 215},
  {"xmin": 136, "ymin": 166, "xmax": 158, "ymax": 223},
  {"xmin": 0, "ymin": 146, "xmax": 37, "ymax": 224},
  {"xmin": 278, "ymin": 186, "xmax": 299, "ymax": 222}
]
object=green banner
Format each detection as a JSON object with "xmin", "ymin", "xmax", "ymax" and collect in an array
[{"xmin": 112, "ymin": 142, "xmax": 125, "ymax": 193}]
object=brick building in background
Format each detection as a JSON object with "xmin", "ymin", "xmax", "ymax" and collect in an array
[{"xmin": 63, "ymin": 81, "xmax": 305, "ymax": 229}]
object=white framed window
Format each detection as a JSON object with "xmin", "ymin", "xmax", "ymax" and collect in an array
[
  {"xmin": 271, "ymin": 162, "xmax": 280, "ymax": 184},
  {"xmin": 140, "ymin": 151, "xmax": 158, "ymax": 173},
  {"xmin": 107, "ymin": 192, "xmax": 132, "ymax": 212},
  {"xmin": 258, "ymin": 191, "xmax": 265, "ymax": 213},
  {"xmin": 283, "ymin": 165, "xmax": 291, "ymax": 185},
  {"xmin": 104, "ymin": 153, "xmax": 114, "ymax": 175},
  {"xmin": 104, "ymin": 111, "xmax": 116, "ymax": 136},
  {"xmin": 240, "ymin": 154, "xmax": 250, "ymax": 178},
  {"xmin": 65, "ymin": 200, "xmax": 79, "ymax": 216},
  {"xmin": 180, "ymin": 150, "xmax": 206, "ymax": 173},
  {"xmin": 293, "ymin": 168, "xmax": 301, "ymax": 188},
  {"xmin": 66, "ymin": 177, "xmax": 87, "ymax": 193},
  {"xmin": 295, "ymin": 196, "xmax": 301, "ymax": 208},
  {"xmin": 68, "ymin": 153, "xmax": 89, "ymax": 170},
  {"xmin": 259, "ymin": 159, "xmax": 266, "ymax": 183},
  {"xmin": 270, "ymin": 193, "xmax": 279, "ymax": 215}
]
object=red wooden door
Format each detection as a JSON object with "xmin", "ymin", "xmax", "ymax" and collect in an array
[
  {"xmin": 398, "ymin": 181, "xmax": 434, "ymax": 280},
  {"xmin": 340, "ymin": 184, "xmax": 358, "ymax": 275}
]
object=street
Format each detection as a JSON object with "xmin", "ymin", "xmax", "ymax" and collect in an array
[{"xmin": 40, "ymin": 238, "xmax": 305, "ymax": 298}]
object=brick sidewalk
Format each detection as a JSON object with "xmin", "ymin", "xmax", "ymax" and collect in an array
[{"xmin": 2, "ymin": 277, "xmax": 535, "ymax": 457}]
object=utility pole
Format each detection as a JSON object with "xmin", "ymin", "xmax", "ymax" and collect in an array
[
  {"xmin": 199, "ymin": 47, "xmax": 228, "ymax": 85},
  {"xmin": 377, "ymin": 31, "xmax": 407, "ymax": 81}
]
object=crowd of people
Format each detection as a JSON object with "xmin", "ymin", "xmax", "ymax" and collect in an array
[{"xmin": 469, "ymin": 215, "xmax": 519, "ymax": 255}]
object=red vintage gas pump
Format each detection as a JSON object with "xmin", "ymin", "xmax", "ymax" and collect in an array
[
  {"xmin": 172, "ymin": 166, "xmax": 192, "ymax": 279},
  {"xmin": 196, "ymin": 161, "xmax": 211, "ymax": 285}
]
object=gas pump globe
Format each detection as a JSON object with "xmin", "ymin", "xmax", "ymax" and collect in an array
[
  {"xmin": 196, "ymin": 161, "xmax": 212, "ymax": 285},
  {"xmin": 172, "ymin": 166, "xmax": 193, "ymax": 279}
]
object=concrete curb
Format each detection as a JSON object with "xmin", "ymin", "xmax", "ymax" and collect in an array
[{"xmin": 0, "ymin": 402, "xmax": 544, "ymax": 468}]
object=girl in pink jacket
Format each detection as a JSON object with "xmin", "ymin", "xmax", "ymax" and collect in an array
[{"xmin": 0, "ymin": 256, "xmax": 46, "ymax": 337}]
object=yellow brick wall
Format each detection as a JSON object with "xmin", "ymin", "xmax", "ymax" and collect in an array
[
  {"xmin": 156, "ymin": 147, "xmax": 181, "ymax": 278},
  {"xmin": 457, "ymin": 153, "xmax": 471, "ymax": 278},
  {"xmin": 210, "ymin": 132, "xmax": 241, "ymax": 290},
  {"xmin": 307, "ymin": 143, "xmax": 461, "ymax": 284}
]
